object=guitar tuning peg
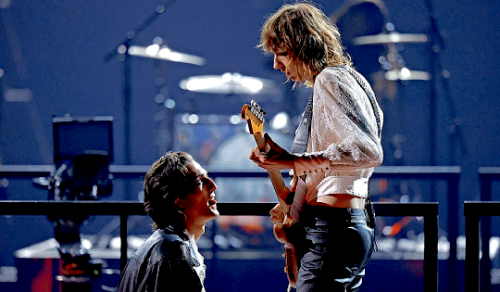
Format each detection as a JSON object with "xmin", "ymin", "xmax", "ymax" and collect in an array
[{"xmin": 252, "ymin": 100, "xmax": 262, "ymax": 109}]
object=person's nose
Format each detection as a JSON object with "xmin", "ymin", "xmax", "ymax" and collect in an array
[
  {"xmin": 208, "ymin": 178, "xmax": 217, "ymax": 192},
  {"xmin": 273, "ymin": 54, "xmax": 282, "ymax": 71}
]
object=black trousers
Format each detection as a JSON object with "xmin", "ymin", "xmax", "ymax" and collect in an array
[{"xmin": 296, "ymin": 206, "xmax": 374, "ymax": 292}]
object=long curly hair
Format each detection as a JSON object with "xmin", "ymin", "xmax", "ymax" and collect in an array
[
  {"xmin": 143, "ymin": 151, "xmax": 196, "ymax": 232},
  {"xmin": 259, "ymin": 1, "xmax": 352, "ymax": 87}
]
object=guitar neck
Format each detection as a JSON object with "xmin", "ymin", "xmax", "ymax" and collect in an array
[
  {"xmin": 253, "ymin": 132, "xmax": 290, "ymax": 206},
  {"xmin": 268, "ymin": 169, "xmax": 290, "ymax": 206}
]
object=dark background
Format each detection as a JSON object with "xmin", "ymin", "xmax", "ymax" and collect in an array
[{"xmin": 1, "ymin": 0, "xmax": 500, "ymax": 291}]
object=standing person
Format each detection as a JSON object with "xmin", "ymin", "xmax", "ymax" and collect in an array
[
  {"xmin": 250, "ymin": 2, "xmax": 384, "ymax": 291},
  {"xmin": 118, "ymin": 151, "xmax": 219, "ymax": 292}
]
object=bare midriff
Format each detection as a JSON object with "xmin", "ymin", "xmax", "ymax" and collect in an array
[{"xmin": 307, "ymin": 193, "xmax": 365, "ymax": 209}]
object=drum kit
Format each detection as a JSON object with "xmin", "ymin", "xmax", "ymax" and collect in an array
[
  {"xmin": 123, "ymin": 32, "xmax": 430, "ymax": 97},
  {"xmin": 113, "ymin": 0, "xmax": 433, "ymax": 162},
  {"xmin": 101, "ymin": 0, "xmax": 440, "ymax": 166},
  {"xmin": 123, "ymin": 27, "xmax": 430, "ymax": 154}
]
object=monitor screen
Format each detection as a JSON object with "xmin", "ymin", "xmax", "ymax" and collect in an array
[{"xmin": 53, "ymin": 116, "xmax": 113, "ymax": 163}]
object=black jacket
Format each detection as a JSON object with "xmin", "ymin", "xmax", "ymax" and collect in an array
[{"xmin": 117, "ymin": 228, "xmax": 205, "ymax": 292}]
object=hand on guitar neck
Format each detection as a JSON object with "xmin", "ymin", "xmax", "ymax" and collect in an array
[
  {"xmin": 242, "ymin": 101, "xmax": 294, "ymax": 205},
  {"xmin": 249, "ymin": 133, "xmax": 297, "ymax": 211},
  {"xmin": 249, "ymin": 133, "xmax": 296, "ymax": 171}
]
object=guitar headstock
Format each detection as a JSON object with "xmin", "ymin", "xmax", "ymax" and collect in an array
[{"xmin": 241, "ymin": 100, "xmax": 266, "ymax": 135}]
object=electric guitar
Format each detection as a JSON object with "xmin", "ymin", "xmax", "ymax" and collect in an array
[{"xmin": 241, "ymin": 100, "xmax": 302, "ymax": 289}]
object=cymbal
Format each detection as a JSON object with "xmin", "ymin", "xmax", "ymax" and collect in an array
[
  {"xmin": 383, "ymin": 68, "xmax": 430, "ymax": 81},
  {"xmin": 179, "ymin": 73, "xmax": 278, "ymax": 95},
  {"xmin": 127, "ymin": 44, "xmax": 205, "ymax": 66},
  {"xmin": 353, "ymin": 32, "xmax": 428, "ymax": 46}
]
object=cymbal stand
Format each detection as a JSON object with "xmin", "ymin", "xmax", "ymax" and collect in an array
[
  {"xmin": 103, "ymin": 0, "xmax": 178, "ymax": 165},
  {"xmin": 152, "ymin": 37, "xmax": 176, "ymax": 155},
  {"xmin": 0, "ymin": 68, "xmax": 3, "ymax": 164},
  {"xmin": 383, "ymin": 23, "xmax": 409, "ymax": 166}
]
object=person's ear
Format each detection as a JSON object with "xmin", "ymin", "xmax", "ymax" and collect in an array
[{"xmin": 174, "ymin": 198, "xmax": 185, "ymax": 209}]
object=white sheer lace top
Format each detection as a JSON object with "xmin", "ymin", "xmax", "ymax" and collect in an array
[{"xmin": 293, "ymin": 66, "xmax": 384, "ymax": 201}]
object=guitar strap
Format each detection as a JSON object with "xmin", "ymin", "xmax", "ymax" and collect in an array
[
  {"xmin": 288, "ymin": 91, "xmax": 314, "ymax": 222},
  {"xmin": 291, "ymin": 91, "xmax": 314, "ymax": 155}
]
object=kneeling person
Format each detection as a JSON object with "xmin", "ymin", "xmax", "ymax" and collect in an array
[{"xmin": 118, "ymin": 151, "xmax": 219, "ymax": 292}]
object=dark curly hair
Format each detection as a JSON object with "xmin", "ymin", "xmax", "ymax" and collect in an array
[{"xmin": 143, "ymin": 151, "xmax": 196, "ymax": 232}]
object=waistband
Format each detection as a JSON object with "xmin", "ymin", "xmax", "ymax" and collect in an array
[{"xmin": 301, "ymin": 205, "xmax": 365, "ymax": 227}]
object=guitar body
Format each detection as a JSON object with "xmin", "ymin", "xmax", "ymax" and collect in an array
[
  {"xmin": 273, "ymin": 218, "xmax": 304, "ymax": 288},
  {"xmin": 242, "ymin": 101, "xmax": 305, "ymax": 289}
]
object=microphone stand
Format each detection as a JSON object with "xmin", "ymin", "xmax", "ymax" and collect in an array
[
  {"xmin": 423, "ymin": 1, "xmax": 467, "ymax": 292},
  {"xmin": 0, "ymin": 68, "xmax": 3, "ymax": 164},
  {"xmin": 424, "ymin": 0, "xmax": 467, "ymax": 167},
  {"xmin": 102, "ymin": 0, "xmax": 178, "ymax": 165}
]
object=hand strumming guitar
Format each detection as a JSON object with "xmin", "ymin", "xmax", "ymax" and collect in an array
[
  {"xmin": 249, "ymin": 133, "xmax": 296, "ymax": 171},
  {"xmin": 269, "ymin": 203, "xmax": 285, "ymax": 224}
]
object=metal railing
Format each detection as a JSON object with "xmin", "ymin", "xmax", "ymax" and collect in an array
[
  {"xmin": 0, "ymin": 200, "xmax": 438, "ymax": 292},
  {"xmin": 464, "ymin": 167, "xmax": 500, "ymax": 292},
  {"xmin": 0, "ymin": 165, "xmax": 461, "ymax": 292},
  {"xmin": 464, "ymin": 201, "xmax": 500, "ymax": 292}
]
